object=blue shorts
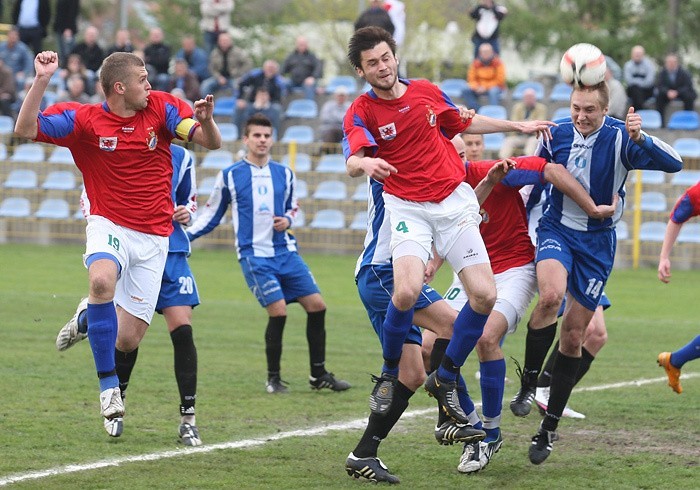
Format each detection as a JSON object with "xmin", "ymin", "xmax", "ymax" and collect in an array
[
  {"xmin": 240, "ymin": 252, "xmax": 320, "ymax": 307},
  {"xmin": 156, "ymin": 252, "xmax": 200, "ymax": 313},
  {"xmin": 536, "ymin": 218, "xmax": 616, "ymax": 311},
  {"xmin": 356, "ymin": 263, "xmax": 443, "ymax": 346}
]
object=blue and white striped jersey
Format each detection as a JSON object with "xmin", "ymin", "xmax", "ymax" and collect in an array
[
  {"xmin": 187, "ymin": 158, "xmax": 299, "ymax": 259},
  {"xmin": 537, "ymin": 115, "xmax": 682, "ymax": 231},
  {"xmin": 169, "ymin": 144, "xmax": 197, "ymax": 255},
  {"xmin": 354, "ymin": 177, "xmax": 393, "ymax": 277}
]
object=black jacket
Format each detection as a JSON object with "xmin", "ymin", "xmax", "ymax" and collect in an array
[{"xmin": 12, "ymin": 0, "xmax": 52, "ymax": 37}]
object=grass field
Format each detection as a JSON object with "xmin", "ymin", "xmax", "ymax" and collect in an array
[{"xmin": 0, "ymin": 243, "xmax": 698, "ymax": 489}]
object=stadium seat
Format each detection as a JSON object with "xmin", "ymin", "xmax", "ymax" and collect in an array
[
  {"xmin": 677, "ymin": 223, "xmax": 700, "ymax": 243},
  {"xmin": 212, "ymin": 96, "xmax": 236, "ymax": 118},
  {"xmin": 282, "ymin": 152, "xmax": 312, "ymax": 172},
  {"xmin": 352, "ymin": 182, "xmax": 368, "ymax": 201},
  {"xmin": 325, "ymin": 76, "xmax": 358, "ymax": 95},
  {"xmin": 293, "ymin": 208, "xmax": 306, "ymax": 227},
  {"xmin": 671, "ymin": 170, "xmax": 700, "ymax": 187},
  {"xmin": 309, "ymin": 209, "xmax": 345, "ymax": 229},
  {"xmin": 197, "ymin": 175, "xmax": 217, "ymax": 196},
  {"xmin": 483, "ymin": 132, "xmax": 505, "ymax": 152},
  {"xmin": 667, "ymin": 110, "xmax": 700, "ymax": 130},
  {"xmin": 350, "ymin": 211, "xmax": 368, "ymax": 231},
  {"xmin": 284, "ymin": 99, "xmax": 318, "ymax": 119},
  {"xmin": 551, "ymin": 107, "xmax": 571, "ymax": 121},
  {"xmin": 636, "ymin": 109, "xmax": 662, "ymax": 130},
  {"xmin": 73, "ymin": 208, "xmax": 85, "ymax": 220},
  {"xmin": 34, "ymin": 198, "xmax": 71, "ymax": 219},
  {"xmin": 511, "ymin": 81, "xmax": 545, "ymax": 101},
  {"xmin": 218, "ymin": 123, "xmax": 239, "ymax": 142},
  {"xmin": 639, "ymin": 221, "xmax": 666, "ymax": 242},
  {"xmin": 439, "ymin": 78, "xmax": 468, "ymax": 99},
  {"xmin": 549, "ymin": 82, "xmax": 572, "ymax": 102},
  {"xmin": 477, "ymin": 104, "xmax": 507, "ymax": 119},
  {"xmin": 281, "ymin": 125, "xmax": 314, "ymax": 144},
  {"xmin": 10, "ymin": 143, "xmax": 45, "ymax": 163},
  {"xmin": 673, "ymin": 137, "xmax": 700, "ymax": 158},
  {"xmin": 638, "ymin": 191, "xmax": 667, "ymax": 212},
  {"xmin": 629, "ymin": 169, "xmax": 665, "ymax": 185},
  {"xmin": 0, "ymin": 197, "xmax": 31, "ymax": 217},
  {"xmin": 0, "ymin": 115, "xmax": 14, "ymax": 136},
  {"xmin": 48, "ymin": 146, "xmax": 75, "ymax": 165},
  {"xmin": 616, "ymin": 220, "xmax": 629, "ymax": 240},
  {"xmin": 315, "ymin": 153, "xmax": 346, "ymax": 173},
  {"xmin": 312, "ymin": 180, "xmax": 347, "ymax": 200},
  {"xmin": 0, "ymin": 143, "xmax": 7, "ymax": 160},
  {"xmin": 295, "ymin": 179, "xmax": 308, "ymax": 199},
  {"xmin": 201, "ymin": 150, "xmax": 234, "ymax": 169},
  {"xmin": 42, "ymin": 170, "xmax": 76, "ymax": 190},
  {"xmin": 4, "ymin": 169, "xmax": 38, "ymax": 189}
]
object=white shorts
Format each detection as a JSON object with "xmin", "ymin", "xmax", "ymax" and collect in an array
[
  {"xmin": 444, "ymin": 262, "xmax": 537, "ymax": 334},
  {"xmin": 383, "ymin": 183, "xmax": 488, "ymax": 271},
  {"xmin": 84, "ymin": 215, "xmax": 168, "ymax": 324}
]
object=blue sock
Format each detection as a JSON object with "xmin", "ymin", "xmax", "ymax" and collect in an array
[
  {"xmin": 87, "ymin": 302, "xmax": 119, "ymax": 392},
  {"xmin": 445, "ymin": 302, "xmax": 489, "ymax": 367},
  {"xmin": 456, "ymin": 375, "xmax": 482, "ymax": 430},
  {"xmin": 381, "ymin": 301, "xmax": 413, "ymax": 376},
  {"xmin": 480, "ymin": 358, "xmax": 506, "ymax": 442},
  {"xmin": 671, "ymin": 335, "xmax": 700, "ymax": 368}
]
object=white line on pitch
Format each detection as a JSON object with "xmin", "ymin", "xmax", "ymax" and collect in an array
[{"xmin": 1, "ymin": 372, "xmax": 697, "ymax": 487}]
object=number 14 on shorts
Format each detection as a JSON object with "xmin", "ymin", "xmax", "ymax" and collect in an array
[{"xmin": 585, "ymin": 278, "xmax": 603, "ymax": 299}]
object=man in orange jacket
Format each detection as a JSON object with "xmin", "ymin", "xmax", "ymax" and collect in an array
[{"xmin": 462, "ymin": 42, "xmax": 506, "ymax": 110}]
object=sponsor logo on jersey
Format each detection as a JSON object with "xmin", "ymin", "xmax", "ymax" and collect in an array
[
  {"xmin": 398, "ymin": 105, "xmax": 410, "ymax": 113},
  {"xmin": 426, "ymin": 106, "xmax": 436, "ymax": 127},
  {"xmin": 463, "ymin": 248, "xmax": 479, "ymax": 260},
  {"xmin": 99, "ymin": 136, "xmax": 117, "ymax": 151},
  {"xmin": 121, "ymin": 126, "xmax": 135, "ymax": 133},
  {"xmin": 378, "ymin": 122, "xmax": 397, "ymax": 140},
  {"xmin": 146, "ymin": 128, "xmax": 157, "ymax": 151},
  {"xmin": 572, "ymin": 142, "xmax": 594, "ymax": 150}
]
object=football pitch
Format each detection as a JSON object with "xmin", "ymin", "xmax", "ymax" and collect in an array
[{"xmin": 0, "ymin": 243, "xmax": 697, "ymax": 489}]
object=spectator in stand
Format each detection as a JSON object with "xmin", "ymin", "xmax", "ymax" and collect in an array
[
  {"xmin": 199, "ymin": 0, "xmax": 234, "ymax": 55},
  {"xmin": 12, "ymin": 0, "xmax": 51, "ymax": 55},
  {"xmin": 623, "ymin": 45, "xmax": 656, "ymax": 109},
  {"xmin": 144, "ymin": 27, "xmax": 172, "ymax": 91},
  {"xmin": 499, "ymin": 87, "xmax": 547, "ymax": 158},
  {"xmin": 235, "ymin": 87, "xmax": 280, "ymax": 136},
  {"xmin": 200, "ymin": 31, "xmax": 252, "ymax": 98},
  {"xmin": 59, "ymin": 53, "xmax": 94, "ymax": 96},
  {"xmin": 354, "ymin": 0, "xmax": 394, "ymax": 35},
  {"xmin": 384, "ymin": 0, "xmax": 406, "ymax": 76},
  {"xmin": 0, "ymin": 27, "xmax": 34, "ymax": 88},
  {"xmin": 462, "ymin": 42, "xmax": 506, "ymax": 110},
  {"xmin": 319, "ymin": 85, "xmax": 350, "ymax": 144},
  {"xmin": 176, "ymin": 35, "xmax": 210, "ymax": 83},
  {"xmin": 166, "ymin": 58, "xmax": 201, "ymax": 103},
  {"xmin": 281, "ymin": 35, "xmax": 322, "ymax": 100},
  {"xmin": 235, "ymin": 59, "xmax": 286, "ymax": 130},
  {"xmin": 52, "ymin": 0, "xmax": 79, "ymax": 64},
  {"xmin": 605, "ymin": 67, "xmax": 627, "ymax": 120},
  {"xmin": 170, "ymin": 87, "xmax": 194, "ymax": 110},
  {"xmin": 71, "ymin": 26, "xmax": 105, "ymax": 74},
  {"xmin": 57, "ymin": 73, "xmax": 91, "ymax": 104},
  {"xmin": 469, "ymin": 0, "xmax": 507, "ymax": 58},
  {"xmin": 106, "ymin": 28, "xmax": 135, "ymax": 57},
  {"xmin": 0, "ymin": 58, "xmax": 17, "ymax": 117},
  {"xmin": 655, "ymin": 53, "xmax": 697, "ymax": 126}
]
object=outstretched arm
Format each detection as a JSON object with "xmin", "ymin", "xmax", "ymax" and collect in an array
[
  {"xmin": 473, "ymin": 158, "xmax": 516, "ymax": 204},
  {"xmin": 544, "ymin": 163, "xmax": 617, "ymax": 219},
  {"xmin": 15, "ymin": 51, "xmax": 59, "ymax": 140},
  {"xmin": 346, "ymin": 148, "xmax": 398, "ymax": 180},
  {"xmin": 658, "ymin": 220, "xmax": 683, "ymax": 283},
  {"xmin": 467, "ymin": 113, "xmax": 555, "ymax": 141}
]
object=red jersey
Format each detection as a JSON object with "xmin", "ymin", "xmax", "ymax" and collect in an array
[
  {"xmin": 465, "ymin": 156, "xmax": 547, "ymax": 274},
  {"xmin": 35, "ymin": 91, "xmax": 197, "ymax": 236},
  {"xmin": 670, "ymin": 181, "xmax": 700, "ymax": 224},
  {"xmin": 343, "ymin": 79, "xmax": 471, "ymax": 202}
]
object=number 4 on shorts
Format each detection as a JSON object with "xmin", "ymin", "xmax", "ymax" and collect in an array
[{"xmin": 396, "ymin": 221, "xmax": 409, "ymax": 233}]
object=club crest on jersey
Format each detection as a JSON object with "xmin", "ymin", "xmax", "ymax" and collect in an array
[
  {"xmin": 99, "ymin": 137, "xmax": 117, "ymax": 151},
  {"xmin": 146, "ymin": 128, "xmax": 157, "ymax": 151},
  {"xmin": 378, "ymin": 122, "xmax": 397, "ymax": 140},
  {"xmin": 426, "ymin": 106, "xmax": 436, "ymax": 127}
]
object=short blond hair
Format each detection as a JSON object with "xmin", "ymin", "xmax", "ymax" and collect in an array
[{"xmin": 99, "ymin": 52, "xmax": 145, "ymax": 96}]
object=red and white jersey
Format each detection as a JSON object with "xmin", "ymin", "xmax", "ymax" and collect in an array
[
  {"xmin": 465, "ymin": 156, "xmax": 548, "ymax": 274},
  {"xmin": 343, "ymin": 79, "xmax": 471, "ymax": 202},
  {"xmin": 35, "ymin": 91, "xmax": 198, "ymax": 236}
]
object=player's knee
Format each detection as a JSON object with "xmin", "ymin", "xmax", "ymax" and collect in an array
[
  {"xmin": 392, "ymin": 287, "xmax": 420, "ymax": 311},
  {"xmin": 399, "ymin": 366, "xmax": 426, "ymax": 391},
  {"xmin": 89, "ymin": 275, "xmax": 115, "ymax": 301},
  {"xmin": 537, "ymin": 289, "xmax": 564, "ymax": 313},
  {"xmin": 469, "ymin": 288, "xmax": 496, "ymax": 314}
]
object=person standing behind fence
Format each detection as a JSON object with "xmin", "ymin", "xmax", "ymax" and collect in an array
[
  {"xmin": 200, "ymin": 0, "xmax": 234, "ymax": 55},
  {"xmin": 12, "ymin": 0, "xmax": 51, "ymax": 56},
  {"xmin": 469, "ymin": 0, "xmax": 507, "ymax": 59}
]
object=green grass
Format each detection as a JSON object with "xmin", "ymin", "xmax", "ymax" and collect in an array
[{"xmin": 0, "ymin": 243, "xmax": 698, "ymax": 489}]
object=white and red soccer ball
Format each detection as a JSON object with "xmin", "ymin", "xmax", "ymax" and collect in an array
[{"xmin": 559, "ymin": 43, "xmax": 607, "ymax": 88}]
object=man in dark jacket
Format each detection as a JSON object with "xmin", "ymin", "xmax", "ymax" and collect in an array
[
  {"xmin": 354, "ymin": 0, "xmax": 394, "ymax": 35},
  {"xmin": 281, "ymin": 35, "xmax": 322, "ymax": 100},
  {"xmin": 655, "ymin": 53, "xmax": 697, "ymax": 126},
  {"xmin": 12, "ymin": 0, "xmax": 51, "ymax": 55}
]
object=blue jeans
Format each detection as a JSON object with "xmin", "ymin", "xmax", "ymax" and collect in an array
[{"xmin": 463, "ymin": 86, "xmax": 503, "ymax": 110}]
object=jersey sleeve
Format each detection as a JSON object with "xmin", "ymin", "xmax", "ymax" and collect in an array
[
  {"xmin": 432, "ymin": 83, "xmax": 470, "ymax": 139},
  {"xmin": 621, "ymin": 131, "xmax": 683, "ymax": 173},
  {"xmin": 34, "ymin": 102, "xmax": 84, "ymax": 146},
  {"xmin": 174, "ymin": 147, "xmax": 198, "ymax": 216},
  {"xmin": 159, "ymin": 91, "xmax": 199, "ymax": 142},
  {"xmin": 342, "ymin": 100, "xmax": 378, "ymax": 158},
  {"xmin": 670, "ymin": 183, "xmax": 700, "ymax": 224},
  {"xmin": 187, "ymin": 169, "xmax": 231, "ymax": 241},
  {"xmin": 500, "ymin": 156, "xmax": 548, "ymax": 188},
  {"xmin": 285, "ymin": 168, "xmax": 300, "ymax": 227}
]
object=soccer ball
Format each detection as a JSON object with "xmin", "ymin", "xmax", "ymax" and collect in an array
[{"xmin": 559, "ymin": 43, "xmax": 607, "ymax": 88}]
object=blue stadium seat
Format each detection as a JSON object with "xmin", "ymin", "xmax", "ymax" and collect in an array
[
  {"xmin": 477, "ymin": 105, "xmax": 507, "ymax": 119},
  {"xmin": 293, "ymin": 208, "xmax": 306, "ymax": 227},
  {"xmin": 511, "ymin": 81, "xmax": 545, "ymax": 101},
  {"xmin": 10, "ymin": 143, "xmax": 45, "ymax": 163},
  {"xmin": 284, "ymin": 99, "xmax": 318, "ymax": 119},
  {"xmin": 638, "ymin": 191, "xmax": 667, "ymax": 212},
  {"xmin": 0, "ymin": 115, "xmax": 14, "ymax": 136},
  {"xmin": 312, "ymin": 180, "xmax": 347, "ymax": 200},
  {"xmin": 352, "ymin": 182, "xmax": 368, "ymax": 201},
  {"xmin": 0, "ymin": 197, "xmax": 31, "ymax": 217},
  {"xmin": 639, "ymin": 221, "xmax": 666, "ymax": 242},
  {"xmin": 197, "ymin": 175, "xmax": 217, "ymax": 196},
  {"xmin": 551, "ymin": 107, "xmax": 571, "ymax": 122},
  {"xmin": 636, "ymin": 109, "xmax": 662, "ymax": 130},
  {"xmin": 549, "ymin": 82, "xmax": 572, "ymax": 102},
  {"xmin": 218, "ymin": 123, "xmax": 239, "ymax": 142},
  {"xmin": 42, "ymin": 170, "xmax": 76, "ymax": 190},
  {"xmin": 201, "ymin": 150, "xmax": 234, "ymax": 169},
  {"xmin": 295, "ymin": 179, "xmax": 308, "ymax": 199},
  {"xmin": 281, "ymin": 125, "xmax": 314, "ymax": 144},
  {"xmin": 670, "ymin": 170, "xmax": 700, "ymax": 187},
  {"xmin": 439, "ymin": 78, "xmax": 468, "ymax": 100},
  {"xmin": 350, "ymin": 211, "xmax": 368, "ymax": 230},
  {"xmin": 0, "ymin": 143, "xmax": 7, "ymax": 160},
  {"xmin": 309, "ymin": 209, "xmax": 345, "ymax": 229},
  {"xmin": 48, "ymin": 146, "xmax": 75, "ymax": 165},
  {"xmin": 325, "ymin": 76, "xmax": 358, "ymax": 95},
  {"xmin": 678, "ymin": 223, "xmax": 700, "ymax": 243},
  {"xmin": 73, "ymin": 208, "xmax": 85, "ymax": 220},
  {"xmin": 315, "ymin": 153, "xmax": 346, "ymax": 173},
  {"xmin": 667, "ymin": 111, "xmax": 700, "ymax": 130},
  {"xmin": 629, "ymin": 169, "xmax": 665, "ymax": 185},
  {"xmin": 4, "ymin": 169, "xmax": 38, "ymax": 189},
  {"xmin": 213, "ymin": 96, "xmax": 237, "ymax": 118},
  {"xmin": 483, "ymin": 132, "xmax": 505, "ymax": 152},
  {"xmin": 615, "ymin": 220, "xmax": 629, "ymax": 240},
  {"xmin": 673, "ymin": 138, "xmax": 700, "ymax": 158},
  {"xmin": 35, "ymin": 198, "xmax": 71, "ymax": 219},
  {"xmin": 282, "ymin": 153, "xmax": 312, "ymax": 172}
]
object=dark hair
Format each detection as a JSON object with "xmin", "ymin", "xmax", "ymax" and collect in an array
[
  {"xmin": 244, "ymin": 113, "xmax": 273, "ymax": 136},
  {"xmin": 572, "ymin": 81, "xmax": 610, "ymax": 110},
  {"xmin": 347, "ymin": 26, "xmax": 396, "ymax": 70},
  {"xmin": 100, "ymin": 52, "xmax": 145, "ymax": 96}
]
